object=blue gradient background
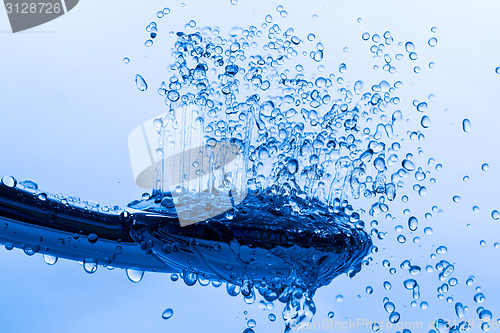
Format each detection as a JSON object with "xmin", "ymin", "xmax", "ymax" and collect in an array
[{"xmin": 1, "ymin": 0, "xmax": 500, "ymax": 332}]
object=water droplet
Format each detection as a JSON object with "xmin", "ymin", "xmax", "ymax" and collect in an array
[
  {"xmin": 462, "ymin": 118, "xmax": 471, "ymax": 133},
  {"xmin": 135, "ymin": 74, "xmax": 148, "ymax": 91},
  {"xmin": 37, "ymin": 193, "xmax": 47, "ymax": 201},
  {"xmin": 405, "ymin": 41, "xmax": 415, "ymax": 52},
  {"xmin": 496, "ymin": 67, "xmax": 500, "ymax": 74},
  {"xmin": 416, "ymin": 102, "xmax": 428, "ymax": 112},
  {"xmin": 183, "ymin": 270, "xmax": 198, "ymax": 286},
  {"xmin": 239, "ymin": 315, "xmax": 254, "ymax": 328},
  {"xmin": 327, "ymin": 311, "xmax": 334, "ymax": 318},
  {"xmin": 18, "ymin": 179, "xmax": 38, "ymax": 190},
  {"xmin": 421, "ymin": 115, "xmax": 431, "ymax": 128},
  {"xmin": 402, "ymin": 159, "xmax": 415, "ymax": 171},
  {"xmin": 453, "ymin": 195, "xmax": 461, "ymax": 203},
  {"xmin": 88, "ymin": 233, "xmax": 98, "ymax": 244},
  {"xmin": 428, "ymin": 37, "xmax": 438, "ymax": 47},
  {"xmin": 126, "ymin": 268, "xmax": 145, "ymax": 283},
  {"xmin": 481, "ymin": 163, "xmax": 489, "ymax": 171},
  {"xmin": 384, "ymin": 301, "xmax": 395, "ymax": 313},
  {"xmin": 474, "ymin": 293, "xmax": 485, "ymax": 303},
  {"xmin": 404, "ymin": 279, "xmax": 417, "ymax": 290},
  {"xmin": 455, "ymin": 302, "xmax": 465, "ymax": 318},
  {"xmin": 436, "ymin": 246, "xmax": 448, "ymax": 254},
  {"xmin": 83, "ymin": 259, "xmax": 97, "ymax": 274},
  {"xmin": 408, "ymin": 216, "xmax": 418, "ymax": 231},
  {"xmin": 43, "ymin": 254, "xmax": 58, "ymax": 265},
  {"xmin": 389, "ymin": 312, "xmax": 400, "ymax": 323},
  {"xmin": 123, "ymin": 57, "xmax": 130, "ymax": 64},
  {"xmin": 492, "ymin": 210, "xmax": 500, "ymax": 220},
  {"xmin": 162, "ymin": 308, "xmax": 174, "ymax": 320},
  {"xmin": 1, "ymin": 176, "xmax": 17, "ymax": 188}
]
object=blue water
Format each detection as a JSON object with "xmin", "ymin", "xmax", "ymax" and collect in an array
[{"xmin": 1, "ymin": 1, "xmax": 500, "ymax": 333}]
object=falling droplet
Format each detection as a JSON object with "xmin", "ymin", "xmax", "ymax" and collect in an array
[
  {"xmin": 135, "ymin": 74, "xmax": 148, "ymax": 91},
  {"xmin": 389, "ymin": 312, "xmax": 400, "ymax": 323},
  {"xmin": 455, "ymin": 302, "xmax": 465, "ymax": 318},
  {"xmin": 408, "ymin": 216, "xmax": 418, "ymax": 231},
  {"xmin": 428, "ymin": 37, "xmax": 438, "ymax": 47},
  {"xmin": 126, "ymin": 268, "xmax": 145, "ymax": 283},
  {"xmin": 162, "ymin": 308, "xmax": 174, "ymax": 320},
  {"xmin": 462, "ymin": 119, "xmax": 471, "ymax": 133},
  {"xmin": 420, "ymin": 115, "xmax": 431, "ymax": 128}
]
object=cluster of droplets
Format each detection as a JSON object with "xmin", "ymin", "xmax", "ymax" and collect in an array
[{"xmin": 126, "ymin": 5, "xmax": 492, "ymax": 332}]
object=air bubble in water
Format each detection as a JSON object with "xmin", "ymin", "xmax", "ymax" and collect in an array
[
  {"xmin": 135, "ymin": 74, "xmax": 148, "ymax": 91},
  {"xmin": 162, "ymin": 308, "xmax": 174, "ymax": 320},
  {"xmin": 126, "ymin": 268, "xmax": 145, "ymax": 283}
]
